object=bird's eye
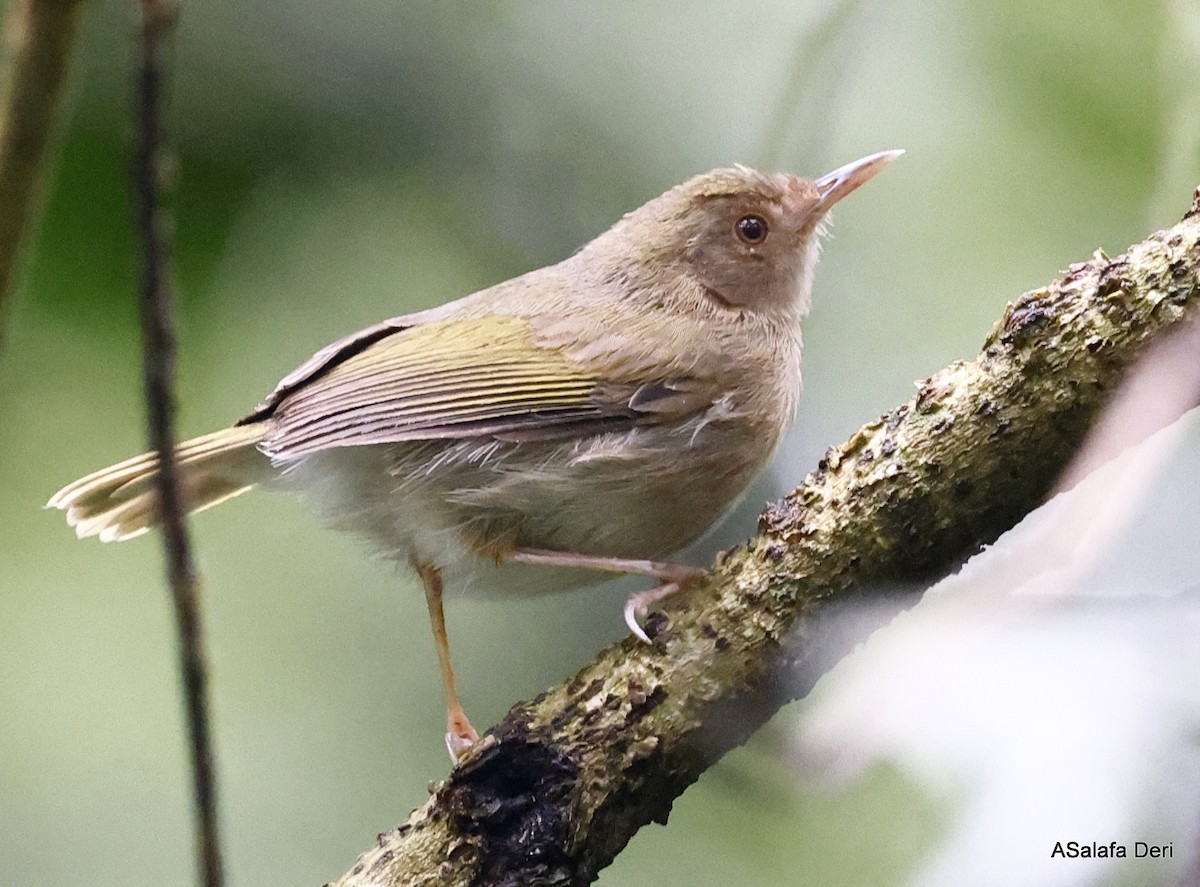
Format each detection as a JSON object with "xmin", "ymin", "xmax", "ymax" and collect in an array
[{"xmin": 735, "ymin": 214, "xmax": 768, "ymax": 245}]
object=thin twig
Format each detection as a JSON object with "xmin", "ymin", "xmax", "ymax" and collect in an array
[
  {"xmin": 0, "ymin": 0, "xmax": 86, "ymax": 350},
  {"xmin": 759, "ymin": 0, "xmax": 871, "ymax": 169},
  {"xmin": 133, "ymin": 3, "xmax": 224, "ymax": 887}
]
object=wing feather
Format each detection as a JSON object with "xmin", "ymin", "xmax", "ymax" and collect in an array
[{"xmin": 260, "ymin": 314, "xmax": 714, "ymax": 459}]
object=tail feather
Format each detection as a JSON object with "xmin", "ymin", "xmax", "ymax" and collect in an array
[{"xmin": 47, "ymin": 424, "xmax": 270, "ymax": 542}]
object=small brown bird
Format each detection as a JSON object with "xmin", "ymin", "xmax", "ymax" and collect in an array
[{"xmin": 48, "ymin": 151, "xmax": 901, "ymax": 759}]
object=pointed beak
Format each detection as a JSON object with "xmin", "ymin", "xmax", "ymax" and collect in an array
[{"xmin": 813, "ymin": 149, "xmax": 904, "ymax": 213}]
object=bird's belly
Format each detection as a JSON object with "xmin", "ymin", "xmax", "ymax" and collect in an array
[
  {"xmin": 277, "ymin": 419, "xmax": 778, "ymax": 598},
  {"xmin": 447, "ymin": 423, "xmax": 770, "ymax": 550}
]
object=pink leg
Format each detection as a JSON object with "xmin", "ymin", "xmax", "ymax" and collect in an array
[
  {"xmin": 507, "ymin": 547, "xmax": 706, "ymax": 642},
  {"xmin": 507, "ymin": 547, "xmax": 703, "ymax": 583},
  {"xmin": 412, "ymin": 559, "xmax": 479, "ymax": 762}
]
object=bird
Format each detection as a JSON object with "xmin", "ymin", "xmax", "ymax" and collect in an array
[{"xmin": 48, "ymin": 150, "xmax": 902, "ymax": 760}]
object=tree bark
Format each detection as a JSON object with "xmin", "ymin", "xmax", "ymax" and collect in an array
[
  {"xmin": 0, "ymin": 0, "xmax": 86, "ymax": 348},
  {"xmin": 331, "ymin": 190, "xmax": 1200, "ymax": 887}
]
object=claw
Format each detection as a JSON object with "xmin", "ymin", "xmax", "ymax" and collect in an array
[
  {"xmin": 445, "ymin": 709, "xmax": 480, "ymax": 763},
  {"xmin": 624, "ymin": 597, "xmax": 652, "ymax": 643},
  {"xmin": 445, "ymin": 729, "xmax": 478, "ymax": 763},
  {"xmin": 624, "ymin": 582, "xmax": 680, "ymax": 644}
]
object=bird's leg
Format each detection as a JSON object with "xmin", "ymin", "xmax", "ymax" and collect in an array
[
  {"xmin": 507, "ymin": 548, "xmax": 706, "ymax": 643},
  {"xmin": 507, "ymin": 548, "xmax": 704, "ymax": 583},
  {"xmin": 412, "ymin": 559, "xmax": 478, "ymax": 762}
]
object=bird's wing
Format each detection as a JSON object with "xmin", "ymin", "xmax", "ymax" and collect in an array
[
  {"xmin": 257, "ymin": 313, "xmax": 714, "ymax": 459},
  {"xmin": 239, "ymin": 314, "xmax": 418, "ymax": 425}
]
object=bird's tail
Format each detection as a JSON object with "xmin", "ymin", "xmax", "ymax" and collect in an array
[{"xmin": 47, "ymin": 424, "xmax": 270, "ymax": 542}]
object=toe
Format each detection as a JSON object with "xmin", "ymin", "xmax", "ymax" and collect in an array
[
  {"xmin": 624, "ymin": 597, "xmax": 653, "ymax": 643},
  {"xmin": 445, "ymin": 710, "xmax": 480, "ymax": 763}
]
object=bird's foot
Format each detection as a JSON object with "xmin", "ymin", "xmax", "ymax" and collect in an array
[
  {"xmin": 623, "ymin": 582, "xmax": 682, "ymax": 643},
  {"xmin": 445, "ymin": 708, "xmax": 480, "ymax": 763},
  {"xmin": 624, "ymin": 563, "xmax": 707, "ymax": 642},
  {"xmin": 506, "ymin": 548, "xmax": 705, "ymax": 642}
]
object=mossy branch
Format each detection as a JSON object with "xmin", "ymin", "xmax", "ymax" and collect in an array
[
  {"xmin": 0, "ymin": 0, "xmax": 86, "ymax": 348},
  {"xmin": 331, "ymin": 190, "xmax": 1200, "ymax": 887}
]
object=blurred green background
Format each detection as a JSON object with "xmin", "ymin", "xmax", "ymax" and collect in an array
[{"xmin": 2, "ymin": 1, "xmax": 1197, "ymax": 885}]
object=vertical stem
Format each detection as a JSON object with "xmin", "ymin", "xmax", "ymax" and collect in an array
[
  {"xmin": 0, "ymin": 0, "xmax": 86, "ymax": 350},
  {"xmin": 758, "ymin": 0, "xmax": 870, "ymax": 169},
  {"xmin": 133, "ymin": 3, "xmax": 224, "ymax": 886}
]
